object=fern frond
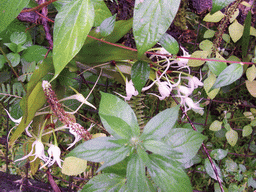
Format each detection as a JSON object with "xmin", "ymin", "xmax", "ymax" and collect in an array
[{"xmin": 0, "ymin": 83, "xmax": 25, "ymax": 104}]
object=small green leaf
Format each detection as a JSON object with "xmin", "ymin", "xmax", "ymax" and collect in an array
[
  {"xmin": 210, "ymin": 149, "xmax": 228, "ymax": 160},
  {"xmin": 53, "ymin": 0, "xmax": 94, "ymax": 79},
  {"xmin": 229, "ymin": 20, "xmax": 244, "ymax": 43},
  {"xmin": 131, "ymin": 60, "xmax": 150, "ymax": 93},
  {"xmin": 199, "ymin": 40, "xmax": 213, "ymax": 54},
  {"xmin": 22, "ymin": 45, "xmax": 48, "ymax": 63},
  {"xmin": 10, "ymin": 32, "xmax": 27, "ymax": 45},
  {"xmin": 7, "ymin": 53, "xmax": 20, "ymax": 67},
  {"xmin": 246, "ymin": 65, "xmax": 256, "ymax": 82},
  {"xmin": 211, "ymin": 63, "xmax": 243, "ymax": 90},
  {"xmin": 204, "ymin": 29, "xmax": 215, "ymax": 38},
  {"xmin": 147, "ymin": 154, "xmax": 192, "ymax": 192},
  {"xmin": 140, "ymin": 105, "xmax": 179, "ymax": 141},
  {"xmin": 225, "ymin": 129, "xmax": 238, "ymax": 146},
  {"xmin": 206, "ymin": 59, "xmax": 227, "ymax": 76},
  {"xmin": 164, "ymin": 128, "xmax": 207, "ymax": 164},
  {"xmin": 81, "ymin": 173, "xmax": 126, "ymax": 192},
  {"xmin": 133, "ymin": 0, "xmax": 181, "ymax": 58},
  {"xmin": 204, "ymin": 72, "xmax": 220, "ymax": 99},
  {"xmin": 204, "ymin": 159, "xmax": 223, "ymax": 182},
  {"xmin": 225, "ymin": 159, "xmax": 238, "ymax": 173},
  {"xmin": 0, "ymin": 0, "xmax": 30, "ymax": 33},
  {"xmin": 4, "ymin": 43, "xmax": 18, "ymax": 53},
  {"xmin": 99, "ymin": 14, "xmax": 116, "ymax": 37},
  {"xmin": 126, "ymin": 153, "xmax": 148, "ymax": 191},
  {"xmin": 242, "ymin": 125, "xmax": 252, "ymax": 137},
  {"xmin": 92, "ymin": 0, "xmax": 112, "ymax": 27},
  {"xmin": 203, "ymin": 11, "xmax": 225, "ymax": 23},
  {"xmin": 159, "ymin": 33, "xmax": 179, "ymax": 55},
  {"xmin": 0, "ymin": 55, "xmax": 6, "ymax": 69},
  {"xmin": 209, "ymin": 120, "xmax": 222, "ymax": 131},
  {"xmin": 62, "ymin": 156, "xmax": 87, "ymax": 176},
  {"xmin": 188, "ymin": 51, "xmax": 208, "ymax": 67},
  {"xmin": 250, "ymin": 119, "xmax": 256, "ymax": 126},
  {"xmin": 99, "ymin": 92, "xmax": 140, "ymax": 136},
  {"xmin": 211, "ymin": 0, "xmax": 234, "ymax": 14}
]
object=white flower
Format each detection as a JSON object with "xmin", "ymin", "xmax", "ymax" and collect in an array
[
  {"xmin": 188, "ymin": 76, "xmax": 204, "ymax": 89},
  {"xmin": 183, "ymin": 97, "xmax": 204, "ymax": 114},
  {"xmin": 168, "ymin": 47, "xmax": 191, "ymax": 73},
  {"xmin": 67, "ymin": 127, "xmax": 82, "ymax": 150},
  {"xmin": 177, "ymin": 85, "xmax": 194, "ymax": 97},
  {"xmin": 114, "ymin": 78, "xmax": 138, "ymax": 101},
  {"xmin": 15, "ymin": 140, "xmax": 48, "ymax": 163},
  {"xmin": 40, "ymin": 144, "xmax": 62, "ymax": 169}
]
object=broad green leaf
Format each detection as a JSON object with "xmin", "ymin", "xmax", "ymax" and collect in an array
[
  {"xmin": 164, "ymin": 128, "xmax": 207, "ymax": 164},
  {"xmin": 67, "ymin": 137, "xmax": 131, "ymax": 171},
  {"xmin": 0, "ymin": 0, "xmax": 29, "ymax": 33},
  {"xmin": 3, "ymin": 43, "xmax": 18, "ymax": 53},
  {"xmin": 22, "ymin": 45, "xmax": 48, "ymax": 63},
  {"xmin": 211, "ymin": 63, "xmax": 243, "ymax": 90},
  {"xmin": 102, "ymin": 157, "xmax": 128, "ymax": 177},
  {"xmin": 133, "ymin": 0, "xmax": 181, "ymax": 58},
  {"xmin": 246, "ymin": 80, "xmax": 256, "ymax": 97},
  {"xmin": 229, "ymin": 20, "xmax": 244, "ymax": 43},
  {"xmin": 211, "ymin": 0, "xmax": 234, "ymax": 14},
  {"xmin": 0, "ymin": 55, "xmax": 6, "ymax": 69},
  {"xmin": 206, "ymin": 59, "xmax": 227, "ymax": 76},
  {"xmin": 53, "ymin": 0, "xmax": 94, "ymax": 79},
  {"xmin": 62, "ymin": 156, "xmax": 87, "ymax": 176},
  {"xmin": 242, "ymin": 125, "xmax": 252, "ymax": 137},
  {"xmin": 159, "ymin": 33, "xmax": 179, "ymax": 55},
  {"xmin": 10, "ymin": 32, "xmax": 27, "ymax": 45},
  {"xmin": 131, "ymin": 60, "xmax": 150, "ymax": 93},
  {"xmin": 204, "ymin": 72, "xmax": 220, "ymax": 99},
  {"xmin": 140, "ymin": 105, "xmax": 179, "ymax": 141},
  {"xmin": 99, "ymin": 14, "xmax": 116, "ymax": 37},
  {"xmin": 209, "ymin": 120, "xmax": 222, "ymax": 131},
  {"xmin": 99, "ymin": 114, "xmax": 135, "ymax": 139},
  {"xmin": 210, "ymin": 149, "xmax": 228, "ymax": 160},
  {"xmin": 81, "ymin": 173, "xmax": 126, "ymax": 192},
  {"xmin": 99, "ymin": 92, "xmax": 140, "ymax": 137},
  {"xmin": 148, "ymin": 154, "xmax": 192, "ymax": 192},
  {"xmin": 204, "ymin": 159, "xmax": 223, "ymax": 182},
  {"xmin": 204, "ymin": 29, "xmax": 215, "ymax": 38},
  {"xmin": 242, "ymin": 11, "xmax": 251, "ymax": 57},
  {"xmin": 225, "ymin": 129, "xmax": 238, "ymax": 146},
  {"xmin": 92, "ymin": 0, "xmax": 112, "ymax": 27},
  {"xmin": 7, "ymin": 53, "xmax": 20, "ymax": 67},
  {"xmin": 246, "ymin": 64, "xmax": 256, "ymax": 82},
  {"xmin": 188, "ymin": 51, "xmax": 208, "ymax": 67},
  {"xmin": 127, "ymin": 154, "xmax": 148, "ymax": 191},
  {"xmin": 203, "ymin": 11, "xmax": 224, "ymax": 23}
]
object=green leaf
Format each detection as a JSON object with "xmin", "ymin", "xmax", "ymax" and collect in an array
[
  {"xmin": 229, "ymin": 20, "xmax": 244, "ymax": 43},
  {"xmin": 242, "ymin": 11, "xmax": 251, "ymax": 57},
  {"xmin": 246, "ymin": 65, "xmax": 256, "ymax": 81},
  {"xmin": 204, "ymin": 159, "xmax": 223, "ymax": 182},
  {"xmin": 52, "ymin": 0, "xmax": 94, "ymax": 79},
  {"xmin": 203, "ymin": 11, "xmax": 224, "ymax": 23},
  {"xmin": 204, "ymin": 29, "xmax": 215, "ymax": 38},
  {"xmin": 211, "ymin": 0, "xmax": 234, "ymax": 14},
  {"xmin": 10, "ymin": 32, "xmax": 27, "ymax": 45},
  {"xmin": 131, "ymin": 60, "xmax": 150, "ymax": 93},
  {"xmin": 210, "ymin": 149, "xmax": 228, "ymax": 160},
  {"xmin": 164, "ymin": 128, "xmax": 207, "ymax": 164},
  {"xmin": 133, "ymin": 0, "xmax": 181, "ymax": 58},
  {"xmin": 81, "ymin": 173, "xmax": 126, "ymax": 192},
  {"xmin": 199, "ymin": 40, "xmax": 213, "ymax": 55},
  {"xmin": 147, "ymin": 154, "xmax": 192, "ymax": 192},
  {"xmin": 99, "ymin": 114, "xmax": 135, "ymax": 139},
  {"xmin": 126, "ymin": 153, "xmax": 148, "ymax": 191},
  {"xmin": 159, "ymin": 33, "xmax": 179, "ymax": 55},
  {"xmin": 99, "ymin": 92, "xmax": 140, "ymax": 137},
  {"xmin": 140, "ymin": 105, "xmax": 179, "ymax": 141},
  {"xmin": 225, "ymin": 129, "xmax": 238, "ymax": 146},
  {"xmin": 0, "ymin": 55, "xmax": 6, "ymax": 69},
  {"xmin": 242, "ymin": 125, "xmax": 252, "ymax": 137},
  {"xmin": 0, "ymin": 0, "xmax": 29, "ymax": 33},
  {"xmin": 92, "ymin": 0, "xmax": 112, "ymax": 27},
  {"xmin": 211, "ymin": 63, "xmax": 243, "ymax": 90},
  {"xmin": 7, "ymin": 53, "xmax": 20, "ymax": 67},
  {"xmin": 206, "ymin": 59, "xmax": 227, "ymax": 76},
  {"xmin": 99, "ymin": 14, "xmax": 116, "ymax": 37},
  {"xmin": 143, "ymin": 140, "xmax": 177, "ymax": 157},
  {"xmin": 22, "ymin": 45, "xmax": 48, "ymax": 63},
  {"xmin": 62, "ymin": 156, "xmax": 87, "ymax": 176},
  {"xmin": 67, "ymin": 137, "xmax": 131, "ymax": 171},
  {"xmin": 188, "ymin": 51, "xmax": 208, "ymax": 67},
  {"xmin": 204, "ymin": 72, "xmax": 220, "ymax": 99},
  {"xmin": 209, "ymin": 120, "xmax": 222, "ymax": 131}
]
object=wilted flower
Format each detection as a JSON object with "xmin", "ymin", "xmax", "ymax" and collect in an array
[
  {"xmin": 182, "ymin": 97, "xmax": 204, "ymax": 114},
  {"xmin": 15, "ymin": 140, "xmax": 48, "ymax": 163},
  {"xmin": 115, "ymin": 78, "xmax": 138, "ymax": 101},
  {"xmin": 40, "ymin": 144, "xmax": 62, "ymax": 169}
]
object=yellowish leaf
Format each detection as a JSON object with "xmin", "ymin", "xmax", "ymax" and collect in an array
[
  {"xmin": 62, "ymin": 156, "xmax": 87, "ymax": 176},
  {"xmin": 226, "ymin": 129, "xmax": 238, "ymax": 147},
  {"xmin": 245, "ymin": 80, "xmax": 256, "ymax": 97},
  {"xmin": 204, "ymin": 72, "xmax": 220, "ymax": 99},
  {"xmin": 203, "ymin": 11, "xmax": 224, "ymax": 23},
  {"xmin": 209, "ymin": 120, "xmax": 222, "ymax": 131},
  {"xmin": 246, "ymin": 65, "xmax": 256, "ymax": 81},
  {"xmin": 229, "ymin": 20, "xmax": 244, "ymax": 43},
  {"xmin": 188, "ymin": 51, "xmax": 208, "ymax": 67}
]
